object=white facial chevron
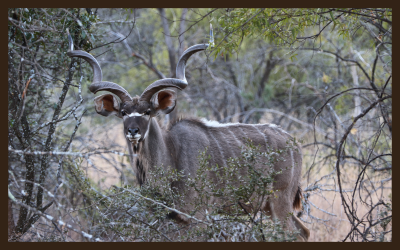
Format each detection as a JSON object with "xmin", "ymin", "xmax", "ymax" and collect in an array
[{"xmin": 127, "ymin": 112, "xmax": 143, "ymax": 117}]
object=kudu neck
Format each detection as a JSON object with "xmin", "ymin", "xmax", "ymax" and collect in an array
[{"xmin": 140, "ymin": 117, "xmax": 171, "ymax": 169}]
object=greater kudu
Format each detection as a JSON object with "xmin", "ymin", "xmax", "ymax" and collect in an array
[{"xmin": 67, "ymin": 36, "xmax": 310, "ymax": 241}]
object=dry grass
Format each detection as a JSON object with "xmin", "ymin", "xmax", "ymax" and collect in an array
[{"xmin": 301, "ymin": 144, "xmax": 392, "ymax": 242}]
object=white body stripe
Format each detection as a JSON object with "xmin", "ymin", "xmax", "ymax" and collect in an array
[
  {"xmin": 238, "ymin": 126, "xmax": 248, "ymax": 140},
  {"xmin": 221, "ymin": 130, "xmax": 236, "ymax": 157},
  {"xmin": 227, "ymin": 127, "xmax": 242, "ymax": 146},
  {"xmin": 207, "ymin": 129, "xmax": 227, "ymax": 168},
  {"xmin": 252, "ymin": 125, "xmax": 269, "ymax": 149},
  {"xmin": 290, "ymin": 149, "xmax": 295, "ymax": 176}
]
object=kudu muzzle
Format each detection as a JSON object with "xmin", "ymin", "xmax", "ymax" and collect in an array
[{"xmin": 127, "ymin": 127, "xmax": 140, "ymax": 142}]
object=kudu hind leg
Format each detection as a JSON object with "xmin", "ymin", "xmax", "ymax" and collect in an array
[
  {"xmin": 264, "ymin": 194, "xmax": 307, "ymax": 241},
  {"xmin": 292, "ymin": 215, "xmax": 310, "ymax": 242}
]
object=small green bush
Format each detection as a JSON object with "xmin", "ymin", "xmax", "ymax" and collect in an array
[{"xmin": 90, "ymin": 140, "xmax": 299, "ymax": 242}]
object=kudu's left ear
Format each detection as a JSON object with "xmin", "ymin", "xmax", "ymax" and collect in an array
[
  {"xmin": 93, "ymin": 94, "xmax": 122, "ymax": 118},
  {"xmin": 150, "ymin": 89, "xmax": 177, "ymax": 115}
]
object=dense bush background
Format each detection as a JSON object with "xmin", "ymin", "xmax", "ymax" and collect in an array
[{"xmin": 8, "ymin": 8, "xmax": 391, "ymax": 241}]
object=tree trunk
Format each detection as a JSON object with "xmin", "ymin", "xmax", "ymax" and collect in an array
[
  {"xmin": 158, "ymin": 8, "xmax": 177, "ymax": 78},
  {"xmin": 178, "ymin": 8, "xmax": 188, "ymax": 57},
  {"xmin": 350, "ymin": 65, "xmax": 361, "ymax": 117},
  {"xmin": 257, "ymin": 51, "xmax": 276, "ymax": 104},
  {"xmin": 159, "ymin": 8, "xmax": 188, "ymax": 123},
  {"xmin": 8, "ymin": 163, "xmax": 16, "ymax": 241}
]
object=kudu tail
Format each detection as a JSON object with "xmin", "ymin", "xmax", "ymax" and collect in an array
[{"xmin": 293, "ymin": 186, "xmax": 303, "ymax": 210}]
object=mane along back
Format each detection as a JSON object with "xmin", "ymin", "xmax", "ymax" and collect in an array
[{"xmin": 168, "ymin": 117, "xmax": 297, "ymax": 170}]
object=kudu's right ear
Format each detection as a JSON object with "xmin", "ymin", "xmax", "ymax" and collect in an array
[{"xmin": 94, "ymin": 94, "xmax": 122, "ymax": 118}]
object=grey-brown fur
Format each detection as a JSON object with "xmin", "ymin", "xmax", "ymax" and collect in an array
[
  {"xmin": 129, "ymin": 116, "xmax": 310, "ymax": 241},
  {"xmin": 66, "ymin": 42, "xmax": 310, "ymax": 241}
]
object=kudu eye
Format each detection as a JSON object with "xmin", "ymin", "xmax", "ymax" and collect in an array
[
  {"xmin": 121, "ymin": 110, "xmax": 127, "ymax": 116},
  {"xmin": 144, "ymin": 109, "xmax": 151, "ymax": 116}
]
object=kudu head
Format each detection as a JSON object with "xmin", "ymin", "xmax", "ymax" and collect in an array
[{"xmin": 67, "ymin": 35, "xmax": 208, "ymax": 145}]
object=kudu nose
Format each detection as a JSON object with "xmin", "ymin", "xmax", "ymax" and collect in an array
[{"xmin": 128, "ymin": 128, "xmax": 139, "ymax": 135}]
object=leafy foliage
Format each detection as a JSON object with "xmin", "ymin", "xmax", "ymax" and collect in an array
[
  {"xmin": 212, "ymin": 8, "xmax": 392, "ymax": 57},
  {"xmin": 87, "ymin": 141, "xmax": 299, "ymax": 242}
]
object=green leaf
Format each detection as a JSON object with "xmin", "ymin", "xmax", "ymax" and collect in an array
[
  {"xmin": 331, "ymin": 21, "xmax": 337, "ymax": 32},
  {"xmin": 329, "ymin": 10, "xmax": 335, "ymax": 21}
]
